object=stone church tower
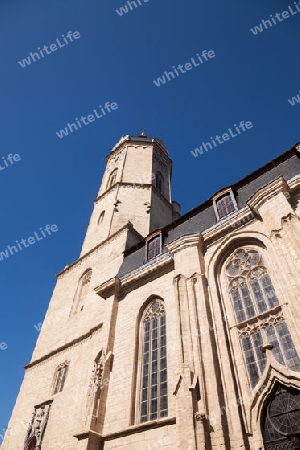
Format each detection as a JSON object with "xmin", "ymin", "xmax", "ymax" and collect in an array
[{"xmin": 3, "ymin": 135, "xmax": 300, "ymax": 450}]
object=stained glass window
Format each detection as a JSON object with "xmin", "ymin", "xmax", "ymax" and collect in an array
[
  {"xmin": 262, "ymin": 384, "xmax": 300, "ymax": 449},
  {"xmin": 216, "ymin": 193, "xmax": 236, "ymax": 219},
  {"xmin": 226, "ymin": 249, "xmax": 279, "ymax": 324},
  {"xmin": 225, "ymin": 248, "xmax": 300, "ymax": 388},
  {"xmin": 241, "ymin": 330, "xmax": 267, "ymax": 388},
  {"xmin": 265, "ymin": 320, "xmax": 300, "ymax": 372},
  {"xmin": 140, "ymin": 300, "xmax": 168, "ymax": 423}
]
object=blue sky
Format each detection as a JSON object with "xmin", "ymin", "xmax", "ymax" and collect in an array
[{"xmin": 1, "ymin": 0, "xmax": 300, "ymax": 438}]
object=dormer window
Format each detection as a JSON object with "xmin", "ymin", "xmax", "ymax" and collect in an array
[
  {"xmin": 213, "ymin": 189, "xmax": 237, "ymax": 220},
  {"xmin": 146, "ymin": 233, "xmax": 162, "ymax": 260}
]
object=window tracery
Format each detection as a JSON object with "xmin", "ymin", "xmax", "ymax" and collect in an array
[
  {"xmin": 225, "ymin": 248, "xmax": 300, "ymax": 388},
  {"xmin": 52, "ymin": 362, "xmax": 69, "ymax": 395},
  {"xmin": 262, "ymin": 384, "xmax": 300, "ymax": 450}
]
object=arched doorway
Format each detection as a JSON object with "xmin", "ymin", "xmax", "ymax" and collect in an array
[
  {"xmin": 25, "ymin": 435, "xmax": 37, "ymax": 450},
  {"xmin": 262, "ymin": 384, "xmax": 300, "ymax": 450}
]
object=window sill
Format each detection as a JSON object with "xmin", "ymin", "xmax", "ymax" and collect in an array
[
  {"xmin": 74, "ymin": 416, "xmax": 176, "ymax": 442},
  {"xmin": 104, "ymin": 416, "xmax": 176, "ymax": 440}
]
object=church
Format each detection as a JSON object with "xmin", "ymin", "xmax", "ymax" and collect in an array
[{"xmin": 3, "ymin": 134, "xmax": 300, "ymax": 450}]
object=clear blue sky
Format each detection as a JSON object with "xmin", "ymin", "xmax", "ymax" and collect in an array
[{"xmin": 1, "ymin": 0, "xmax": 300, "ymax": 438}]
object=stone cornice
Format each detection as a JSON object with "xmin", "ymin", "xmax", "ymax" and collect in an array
[
  {"xmin": 120, "ymin": 253, "xmax": 173, "ymax": 286},
  {"xmin": 95, "ymin": 253, "xmax": 173, "ymax": 299},
  {"xmin": 94, "ymin": 277, "xmax": 119, "ymax": 299},
  {"xmin": 94, "ymin": 182, "xmax": 172, "ymax": 207},
  {"xmin": 203, "ymin": 207, "xmax": 254, "ymax": 242},
  {"xmin": 56, "ymin": 223, "xmax": 132, "ymax": 278},
  {"xmin": 287, "ymin": 173, "xmax": 300, "ymax": 192},
  {"xmin": 94, "ymin": 182, "xmax": 152, "ymax": 204},
  {"xmin": 25, "ymin": 322, "xmax": 103, "ymax": 369},
  {"xmin": 73, "ymin": 416, "xmax": 176, "ymax": 441},
  {"xmin": 107, "ymin": 136, "xmax": 169, "ymax": 162},
  {"xmin": 247, "ymin": 176, "xmax": 289, "ymax": 214},
  {"xmin": 166, "ymin": 233, "xmax": 203, "ymax": 255}
]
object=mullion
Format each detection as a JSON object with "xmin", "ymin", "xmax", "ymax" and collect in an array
[
  {"xmin": 147, "ymin": 320, "xmax": 152, "ymax": 421},
  {"xmin": 141, "ymin": 321, "xmax": 150, "ymax": 422},
  {"xmin": 54, "ymin": 368, "xmax": 62, "ymax": 394},
  {"xmin": 157, "ymin": 315, "xmax": 161, "ymax": 416},
  {"xmin": 275, "ymin": 324, "xmax": 288, "ymax": 368},
  {"xmin": 150, "ymin": 317, "xmax": 158, "ymax": 420}
]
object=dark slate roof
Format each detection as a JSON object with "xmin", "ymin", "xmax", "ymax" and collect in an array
[{"xmin": 117, "ymin": 146, "xmax": 300, "ymax": 278}]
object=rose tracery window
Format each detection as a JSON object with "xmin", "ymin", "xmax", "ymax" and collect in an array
[
  {"xmin": 226, "ymin": 248, "xmax": 300, "ymax": 388},
  {"xmin": 139, "ymin": 299, "xmax": 168, "ymax": 423},
  {"xmin": 262, "ymin": 384, "xmax": 300, "ymax": 450}
]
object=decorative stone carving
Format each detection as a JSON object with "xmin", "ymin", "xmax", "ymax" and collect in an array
[
  {"xmin": 85, "ymin": 349, "xmax": 112, "ymax": 422},
  {"xmin": 23, "ymin": 401, "xmax": 52, "ymax": 450}
]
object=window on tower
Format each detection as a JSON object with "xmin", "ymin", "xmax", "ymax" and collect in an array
[
  {"xmin": 146, "ymin": 233, "xmax": 162, "ymax": 260},
  {"xmin": 98, "ymin": 211, "xmax": 105, "ymax": 224},
  {"xmin": 107, "ymin": 169, "xmax": 117, "ymax": 189},
  {"xmin": 155, "ymin": 172, "xmax": 164, "ymax": 194},
  {"xmin": 139, "ymin": 299, "xmax": 168, "ymax": 423},
  {"xmin": 71, "ymin": 269, "xmax": 92, "ymax": 314},
  {"xmin": 52, "ymin": 363, "xmax": 69, "ymax": 394}
]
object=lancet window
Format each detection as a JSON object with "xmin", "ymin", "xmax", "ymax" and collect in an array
[
  {"xmin": 139, "ymin": 299, "xmax": 168, "ymax": 423},
  {"xmin": 71, "ymin": 269, "xmax": 92, "ymax": 314}
]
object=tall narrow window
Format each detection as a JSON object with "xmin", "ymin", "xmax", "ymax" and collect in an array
[
  {"xmin": 107, "ymin": 169, "xmax": 117, "ymax": 189},
  {"xmin": 155, "ymin": 172, "xmax": 164, "ymax": 194},
  {"xmin": 139, "ymin": 299, "xmax": 168, "ymax": 423},
  {"xmin": 52, "ymin": 363, "xmax": 69, "ymax": 394},
  {"xmin": 98, "ymin": 211, "xmax": 105, "ymax": 225},
  {"xmin": 71, "ymin": 269, "xmax": 92, "ymax": 314},
  {"xmin": 225, "ymin": 248, "xmax": 300, "ymax": 388}
]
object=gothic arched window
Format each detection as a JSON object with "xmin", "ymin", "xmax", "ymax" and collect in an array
[
  {"xmin": 72, "ymin": 270, "xmax": 92, "ymax": 314},
  {"xmin": 25, "ymin": 436, "xmax": 36, "ymax": 450},
  {"xmin": 107, "ymin": 169, "xmax": 117, "ymax": 189},
  {"xmin": 52, "ymin": 363, "xmax": 69, "ymax": 394},
  {"xmin": 225, "ymin": 248, "xmax": 300, "ymax": 388},
  {"xmin": 98, "ymin": 211, "xmax": 105, "ymax": 225},
  {"xmin": 139, "ymin": 299, "xmax": 168, "ymax": 423}
]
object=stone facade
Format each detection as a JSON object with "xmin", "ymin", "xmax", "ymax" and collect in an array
[{"xmin": 3, "ymin": 135, "xmax": 300, "ymax": 450}]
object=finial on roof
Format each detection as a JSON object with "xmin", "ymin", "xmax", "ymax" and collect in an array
[{"xmin": 140, "ymin": 128, "xmax": 147, "ymax": 137}]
